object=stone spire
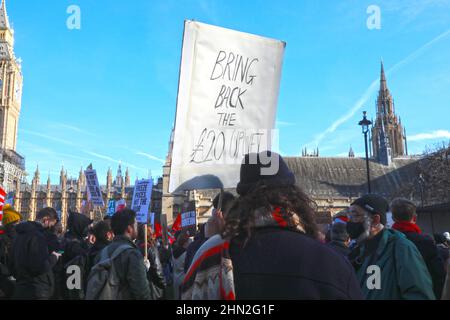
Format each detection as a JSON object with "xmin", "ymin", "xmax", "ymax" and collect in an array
[
  {"xmin": 78, "ymin": 167, "xmax": 85, "ymax": 189},
  {"xmin": 46, "ymin": 174, "xmax": 52, "ymax": 208},
  {"xmin": 115, "ymin": 164, "xmax": 123, "ymax": 188},
  {"xmin": 125, "ymin": 167, "xmax": 130, "ymax": 187},
  {"xmin": 33, "ymin": 165, "xmax": 40, "ymax": 186},
  {"xmin": 372, "ymin": 60, "xmax": 406, "ymax": 161},
  {"xmin": 106, "ymin": 167, "xmax": 113, "ymax": 191},
  {"xmin": 380, "ymin": 60, "xmax": 387, "ymax": 92},
  {"xmin": 0, "ymin": 0, "xmax": 11, "ymax": 30},
  {"xmin": 348, "ymin": 146, "xmax": 355, "ymax": 158}
]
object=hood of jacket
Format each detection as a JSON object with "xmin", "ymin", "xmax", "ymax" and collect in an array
[{"xmin": 67, "ymin": 211, "xmax": 92, "ymax": 239}]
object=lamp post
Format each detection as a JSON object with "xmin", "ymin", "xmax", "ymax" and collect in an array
[{"xmin": 358, "ymin": 111, "xmax": 373, "ymax": 194}]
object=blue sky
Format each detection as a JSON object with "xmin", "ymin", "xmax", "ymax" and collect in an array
[{"xmin": 7, "ymin": 0, "xmax": 450, "ymax": 184}]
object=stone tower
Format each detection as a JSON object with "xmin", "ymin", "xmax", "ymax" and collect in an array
[
  {"xmin": 372, "ymin": 61, "xmax": 407, "ymax": 163},
  {"xmin": 0, "ymin": 0, "xmax": 25, "ymax": 192}
]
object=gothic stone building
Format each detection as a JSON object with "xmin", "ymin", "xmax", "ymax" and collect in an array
[
  {"xmin": 14, "ymin": 165, "xmax": 164, "ymax": 230},
  {"xmin": 0, "ymin": 0, "xmax": 25, "ymax": 192}
]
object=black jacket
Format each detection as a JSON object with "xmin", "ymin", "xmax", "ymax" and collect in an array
[
  {"xmin": 11, "ymin": 222, "xmax": 58, "ymax": 300},
  {"xmin": 327, "ymin": 240, "xmax": 351, "ymax": 257},
  {"xmin": 184, "ymin": 237, "xmax": 208, "ymax": 273},
  {"xmin": 137, "ymin": 241, "xmax": 167, "ymax": 300},
  {"xmin": 229, "ymin": 227, "xmax": 364, "ymax": 300},
  {"xmin": 401, "ymin": 231, "xmax": 447, "ymax": 299},
  {"xmin": 62, "ymin": 212, "xmax": 92, "ymax": 265},
  {"xmin": 103, "ymin": 236, "xmax": 151, "ymax": 300}
]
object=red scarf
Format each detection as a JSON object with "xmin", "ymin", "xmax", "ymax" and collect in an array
[{"xmin": 392, "ymin": 221, "xmax": 422, "ymax": 234}]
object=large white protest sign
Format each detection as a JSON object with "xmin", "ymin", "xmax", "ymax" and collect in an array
[
  {"xmin": 84, "ymin": 169, "xmax": 104, "ymax": 207},
  {"xmin": 169, "ymin": 21, "xmax": 285, "ymax": 192},
  {"xmin": 131, "ymin": 179, "xmax": 153, "ymax": 224}
]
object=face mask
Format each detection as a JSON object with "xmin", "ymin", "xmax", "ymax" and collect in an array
[{"xmin": 346, "ymin": 222, "xmax": 366, "ymax": 240}]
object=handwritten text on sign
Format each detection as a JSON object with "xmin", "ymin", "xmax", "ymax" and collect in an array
[
  {"xmin": 131, "ymin": 179, "xmax": 153, "ymax": 224},
  {"xmin": 169, "ymin": 21, "xmax": 285, "ymax": 192}
]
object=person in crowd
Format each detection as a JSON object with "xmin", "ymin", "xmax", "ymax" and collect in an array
[
  {"xmin": 184, "ymin": 192, "xmax": 236, "ymax": 273},
  {"xmin": 444, "ymin": 232, "xmax": 450, "ymax": 244},
  {"xmin": 184, "ymin": 224, "xmax": 207, "ymax": 273},
  {"xmin": 390, "ymin": 198, "xmax": 446, "ymax": 299},
  {"xmin": 347, "ymin": 194, "xmax": 435, "ymax": 300},
  {"xmin": 434, "ymin": 233, "xmax": 450, "ymax": 266},
  {"xmin": 136, "ymin": 224, "xmax": 166, "ymax": 300},
  {"xmin": 172, "ymin": 231, "xmax": 190, "ymax": 300},
  {"xmin": 86, "ymin": 209, "xmax": 151, "ymax": 300},
  {"xmin": 182, "ymin": 151, "xmax": 363, "ymax": 300},
  {"xmin": 327, "ymin": 222, "xmax": 351, "ymax": 257},
  {"xmin": 10, "ymin": 207, "xmax": 61, "ymax": 300},
  {"xmin": 62, "ymin": 211, "xmax": 93, "ymax": 265},
  {"xmin": 86, "ymin": 220, "xmax": 114, "ymax": 272},
  {"xmin": 159, "ymin": 239, "xmax": 173, "ymax": 299},
  {"xmin": 442, "ymin": 263, "xmax": 450, "ymax": 300},
  {"xmin": 0, "ymin": 205, "xmax": 22, "ymax": 299}
]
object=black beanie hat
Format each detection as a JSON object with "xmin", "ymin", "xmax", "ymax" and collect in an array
[
  {"xmin": 351, "ymin": 194, "xmax": 388, "ymax": 225},
  {"xmin": 236, "ymin": 151, "xmax": 296, "ymax": 196}
]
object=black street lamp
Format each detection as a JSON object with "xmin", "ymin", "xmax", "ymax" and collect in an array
[{"xmin": 358, "ymin": 111, "xmax": 373, "ymax": 193}]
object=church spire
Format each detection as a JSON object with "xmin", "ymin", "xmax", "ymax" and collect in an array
[
  {"xmin": 380, "ymin": 60, "xmax": 387, "ymax": 92},
  {"xmin": 0, "ymin": 0, "xmax": 11, "ymax": 30}
]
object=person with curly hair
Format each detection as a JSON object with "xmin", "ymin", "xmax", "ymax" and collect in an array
[{"xmin": 182, "ymin": 151, "xmax": 363, "ymax": 300}]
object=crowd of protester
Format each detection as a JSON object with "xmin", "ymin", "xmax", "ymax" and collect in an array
[{"xmin": 0, "ymin": 151, "xmax": 449, "ymax": 300}]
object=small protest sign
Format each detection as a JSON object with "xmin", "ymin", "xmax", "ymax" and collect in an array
[
  {"xmin": 181, "ymin": 211, "xmax": 196, "ymax": 229},
  {"xmin": 169, "ymin": 20, "xmax": 285, "ymax": 192},
  {"xmin": 107, "ymin": 199, "xmax": 116, "ymax": 216},
  {"xmin": 131, "ymin": 179, "xmax": 153, "ymax": 224},
  {"xmin": 84, "ymin": 169, "xmax": 104, "ymax": 207}
]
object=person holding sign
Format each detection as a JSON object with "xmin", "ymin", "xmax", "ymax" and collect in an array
[{"xmin": 182, "ymin": 151, "xmax": 364, "ymax": 300}]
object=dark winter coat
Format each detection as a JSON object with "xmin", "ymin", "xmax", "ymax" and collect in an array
[
  {"xmin": 101, "ymin": 235, "xmax": 151, "ymax": 300},
  {"xmin": 10, "ymin": 222, "xmax": 58, "ymax": 300},
  {"xmin": 400, "ymin": 231, "xmax": 447, "ymax": 299},
  {"xmin": 0, "ymin": 225, "xmax": 17, "ymax": 298},
  {"xmin": 137, "ymin": 241, "xmax": 167, "ymax": 300},
  {"xmin": 86, "ymin": 240, "xmax": 110, "ymax": 273},
  {"xmin": 184, "ymin": 236, "xmax": 208, "ymax": 273},
  {"xmin": 327, "ymin": 240, "xmax": 351, "ymax": 257},
  {"xmin": 228, "ymin": 226, "xmax": 364, "ymax": 300},
  {"xmin": 62, "ymin": 212, "xmax": 92, "ymax": 265}
]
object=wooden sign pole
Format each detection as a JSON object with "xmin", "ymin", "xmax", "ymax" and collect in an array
[{"xmin": 144, "ymin": 223, "xmax": 148, "ymax": 259}]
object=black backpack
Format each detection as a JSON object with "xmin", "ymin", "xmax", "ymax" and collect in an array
[{"xmin": 63, "ymin": 253, "xmax": 90, "ymax": 300}]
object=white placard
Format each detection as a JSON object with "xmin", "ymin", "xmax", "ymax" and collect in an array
[
  {"xmin": 85, "ymin": 169, "xmax": 104, "ymax": 207},
  {"xmin": 181, "ymin": 211, "xmax": 196, "ymax": 228},
  {"xmin": 131, "ymin": 179, "xmax": 153, "ymax": 224},
  {"xmin": 169, "ymin": 20, "xmax": 285, "ymax": 192}
]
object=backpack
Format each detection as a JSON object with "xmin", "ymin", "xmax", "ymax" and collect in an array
[
  {"xmin": 63, "ymin": 253, "xmax": 89, "ymax": 300},
  {"xmin": 85, "ymin": 244, "xmax": 133, "ymax": 300}
]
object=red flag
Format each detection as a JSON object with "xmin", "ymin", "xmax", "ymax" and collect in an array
[
  {"xmin": 0, "ymin": 186, "xmax": 7, "ymax": 235},
  {"xmin": 168, "ymin": 231, "xmax": 176, "ymax": 245},
  {"xmin": 154, "ymin": 222, "xmax": 163, "ymax": 238},
  {"xmin": 171, "ymin": 213, "xmax": 182, "ymax": 233}
]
